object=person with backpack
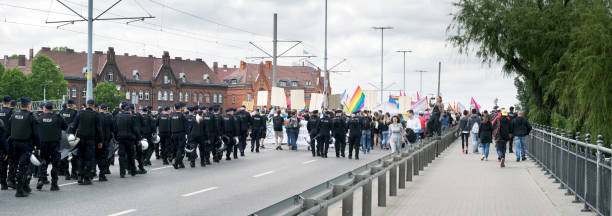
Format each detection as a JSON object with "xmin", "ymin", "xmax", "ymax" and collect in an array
[
  {"xmin": 478, "ymin": 114, "xmax": 493, "ymax": 161},
  {"xmin": 492, "ymin": 108, "xmax": 512, "ymax": 168},
  {"xmin": 467, "ymin": 109, "xmax": 482, "ymax": 153},
  {"xmin": 285, "ymin": 110, "xmax": 300, "ymax": 150},
  {"xmin": 457, "ymin": 110, "xmax": 470, "ymax": 154},
  {"xmin": 405, "ymin": 110, "xmax": 421, "ymax": 145},
  {"xmin": 510, "ymin": 111, "xmax": 531, "ymax": 162},
  {"xmin": 272, "ymin": 110, "xmax": 284, "ymax": 150}
]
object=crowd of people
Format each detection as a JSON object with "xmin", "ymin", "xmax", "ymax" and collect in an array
[
  {"xmin": 0, "ymin": 94, "xmax": 463, "ymax": 198},
  {"xmin": 457, "ymin": 106, "xmax": 532, "ymax": 168}
]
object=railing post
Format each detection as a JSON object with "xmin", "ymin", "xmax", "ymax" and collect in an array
[
  {"xmin": 564, "ymin": 130, "xmax": 573, "ymax": 195},
  {"xmin": 372, "ymin": 166, "xmax": 386, "ymax": 207},
  {"xmin": 595, "ymin": 135, "xmax": 602, "ymax": 213},
  {"xmin": 551, "ymin": 128, "xmax": 559, "ymax": 181},
  {"xmin": 572, "ymin": 132, "xmax": 582, "ymax": 203},
  {"xmin": 414, "ymin": 150, "xmax": 420, "ymax": 176},
  {"xmin": 390, "ymin": 159, "xmax": 398, "ymax": 196},
  {"xmin": 398, "ymin": 156, "xmax": 406, "ymax": 189},
  {"xmin": 333, "ymin": 185, "xmax": 353, "ymax": 216},
  {"xmin": 558, "ymin": 129, "xmax": 565, "ymax": 188},
  {"xmin": 581, "ymin": 134, "xmax": 591, "ymax": 212},
  {"xmin": 304, "ymin": 198, "xmax": 327, "ymax": 216},
  {"xmin": 357, "ymin": 174, "xmax": 371, "ymax": 216},
  {"xmin": 407, "ymin": 156, "xmax": 413, "ymax": 182}
]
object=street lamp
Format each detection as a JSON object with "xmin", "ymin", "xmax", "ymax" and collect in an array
[
  {"xmin": 43, "ymin": 80, "xmax": 54, "ymax": 102},
  {"xmin": 414, "ymin": 70, "xmax": 428, "ymax": 94},
  {"xmin": 396, "ymin": 50, "xmax": 412, "ymax": 94},
  {"xmin": 372, "ymin": 26, "xmax": 393, "ymax": 104}
]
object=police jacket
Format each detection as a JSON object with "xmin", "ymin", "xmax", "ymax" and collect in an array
[
  {"xmin": 235, "ymin": 110, "xmax": 251, "ymax": 132},
  {"xmin": 317, "ymin": 116, "xmax": 332, "ymax": 136},
  {"xmin": 59, "ymin": 108, "xmax": 77, "ymax": 129},
  {"xmin": 203, "ymin": 112, "xmax": 219, "ymax": 135},
  {"xmin": 139, "ymin": 113, "xmax": 154, "ymax": 137},
  {"xmin": 332, "ymin": 116, "xmax": 346, "ymax": 134},
  {"xmin": 221, "ymin": 114, "xmax": 239, "ymax": 137},
  {"xmin": 170, "ymin": 111, "xmax": 190, "ymax": 134},
  {"xmin": 307, "ymin": 116, "xmax": 319, "ymax": 135},
  {"xmin": 114, "ymin": 111, "xmax": 141, "ymax": 140},
  {"xmin": 70, "ymin": 108, "xmax": 103, "ymax": 143},
  {"xmin": 347, "ymin": 117, "xmax": 362, "ymax": 135},
  {"xmin": 157, "ymin": 113, "xmax": 171, "ymax": 135},
  {"xmin": 38, "ymin": 112, "xmax": 68, "ymax": 142},
  {"xmin": 0, "ymin": 107, "xmax": 14, "ymax": 128},
  {"xmin": 8, "ymin": 109, "xmax": 41, "ymax": 147},
  {"xmin": 251, "ymin": 114, "xmax": 265, "ymax": 129},
  {"xmin": 0, "ymin": 119, "xmax": 8, "ymax": 155},
  {"xmin": 101, "ymin": 112, "xmax": 116, "ymax": 141},
  {"xmin": 188, "ymin": 114, "xmax": 205, "ymax": 142}
]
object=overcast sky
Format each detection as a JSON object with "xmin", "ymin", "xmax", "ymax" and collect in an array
[{"xmin": 0, "ymin": 0, "xmax": 518, "ymax": 110}]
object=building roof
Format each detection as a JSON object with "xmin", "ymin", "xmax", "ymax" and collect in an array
[{"xmin": 217, "ymin": 61, "xmax": 321, "ymax": 88}]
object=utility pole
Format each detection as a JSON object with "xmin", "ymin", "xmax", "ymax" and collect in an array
[
  {"xmin": 396, "ymin": 50, "xmax": 412, "ymax": 94},
  {"xmin": 437, "ymin": 61, "xmax": 441, "ymax": 98},
  {"xmin": 372, "ymin": 26, "xmax": 393, "ymax": 104},
  {"xmin": 47, "ymin": 0, "xmax": 154, "ymax": 101},
  {"xmin": 323, "ymin": 0, "xmax": 328, "ymax": 107},
  {"xmin": 414, "ymin": 70, "xmax": 428, "ymax": 94},
  {"xmin": 273, "ymin": 13, "xmax": 278, "ymax": 87}
]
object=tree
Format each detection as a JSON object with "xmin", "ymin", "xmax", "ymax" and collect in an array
[
  {"xmin": 0, "ymin": 68, "xmax": 29, "ymax": 99},
  {"xmin": 26, "ymin": 54, "xmax": 69, "ymax": 101},
  {"xmin": 448, "ymin": 0, "xmax": 612, "ymax": 146},
  {"xmin": 0, "ymin": 62, "xmax": 5, "ymax": 77},
  {"xmin": 93, "ymin": 81, "xmax": 124, "ymax": 111},
  {"xmin": 7, "ymin": 54, "xmax": 19, "ymax": 59},
  {"xmin": 51, "ymin": 46, "xmax": 70, "ymax": 52}
]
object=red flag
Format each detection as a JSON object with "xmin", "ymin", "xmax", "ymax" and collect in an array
[
  {"xmin": 286, "ymin": 96, "xmax": 291, "ymax": 108},
  {"xmin": 416, "ymin": 91, "xmax": 420, "ymax": 100}
]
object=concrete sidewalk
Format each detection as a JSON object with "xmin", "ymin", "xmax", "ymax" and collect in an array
[{"xmin": 363, "ymin": 139, "xmax": 595, "ymax": 216}]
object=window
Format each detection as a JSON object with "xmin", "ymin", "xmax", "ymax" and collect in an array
[
  {"xmin": 170, "ymin": 91, "xmax": 174, "ymax": 101},
  {"xmin": 132, "ymin": 91, "xmax": 137, "ymax": 102},
  {"xmin": 139, "ymin": 90, "xmax": 143, "ymax": 100},
  {"xmin": 81, "ymin": 88, "xmax": 86, "ymax": 97},
  {"xmin": 145, "ymin": 91, "xmax": 150, "ymax": 100},
  {"xmin": 164, "ymin": 75, "xmax": 170, "ymax": 84},
  {"xmin": 291, "ymin": 81, "xmax": 298, "ymax": 87},
  {"xmin": 247, "ymin": 93, "xmax": 252, "ymax": 102},
  {"xmin": 126, "ymin": 90, "xmax": 130, "ymax": 100},
  {"xmin": 158, "ymin": 91, "xmax": 162, "ymax": 101},
  {"xmin": 72, "ymin": 88, "xmax": 76, "ymax": 98},
  {"xmin": 184, "ymin": 92, "xmax": 188, "ymax": 103},
  {"xmin": 219, "ymin": 94, "xmax": 223, "ymax": 103},
  {"xmin": 232, "ymin": 95, "xmax": 236, "ymax": 104},
  {"xmin": 305, "ymin": 94, "xmax": 311, "ymax": 99},
  {"xmin": 164, "ymin": 91, "xmax": 168, "ymax": 101},
  {"xmin": 179, "ymin": 92, "xmax": 183, "ymax": 102},
  {"xmin": 279, "ymin": 81, "xmax": 287, "ymax": 87},
  {"xmin": 199, "ymin": 93, "xmax": 203, "ymax": 103},
  {"xmin": 108, "ymin": 72, "xmax": 113, "ymax": 81},
  {"xmin": 193, "ymin": 93, "xmax": 197, "ymax": 103},
  {"xmin": 231, "ymin": 79, "xmax": 237, "ymax": 84},
  {"xmin": 133, "ymin": 70, "xmax": 140, "ymax": 80},
  {"xmin": 205, "ymin": 94, "xmax": 210, "ymax": 103},
  {"xmin": 213, "ymin": 94, "xmax": 217, "ymax": 103},
  {"xmin": 306, "ymin": 81, "xmax": 311, "ymax": 86}
]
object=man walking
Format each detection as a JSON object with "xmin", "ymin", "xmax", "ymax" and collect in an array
[
  {"xmin": 511, "ymin": 111, "xmax": 531, "ymax": 162},
  {"xmin": 70, "ymin": 99, "xmax": 103, "ymax": 185},
  {"xmin": 36, "ymin": 102, "xmax": 67, "ymax": 190},
  {"xmin": 272, "ymin": 110, "xmax": 284, "ymax": 150}
]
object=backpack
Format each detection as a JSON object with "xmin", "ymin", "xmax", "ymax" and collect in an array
[
  {"xmin": 289, "ymin": 116, "xmax": 298, "ymax": 128},
  {"xmin": 273, "ymin": 116, "xmax": 283, "ymax": 131},
  {"xmin": 405, "ymin": 128, "xmax": 417, "ymax": 143},
  {"xmin": 470, "ymin": 121, "xmax": 479, "ymax": 134}
]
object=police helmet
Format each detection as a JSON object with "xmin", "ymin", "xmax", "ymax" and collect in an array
[
  {"xmin": 185, "ymin": 143, "xmax": 196, "ymax": 153},
  {"xmin": 30, "ymin": 153, "xmax": 42, "ymax": 166},
  {"xmin": 67, "ymin": 134, "xmax": 79, "ymax": 147},
  {"xmin": 140, "ymin": 139, "xmax": 149, "ymax": 150},
  {"xmin": 152, "ymin": 135, "xmax": 160, "ymax": 144}
]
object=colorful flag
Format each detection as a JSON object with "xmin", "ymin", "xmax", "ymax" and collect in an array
[
  {"xmin": 286, "ymin": 96, "xmax": 291, "ymax": 109},
  {"xmin": 416, "ymin": 91, "xmax": 420, "ymax": 100},
  {"xmin": 347, "ymin": 86, "xmax": 365, "ymax": 113},
  {"xmin": 470, "ymin": 97, "xmax": 481, "ymax": 111},
  {"xmin": 458, "ymin": 102, "xmax": 466, "ymax": 112}
]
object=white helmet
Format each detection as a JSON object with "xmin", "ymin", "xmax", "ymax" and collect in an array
[
  {"xmin": 67, "ymin": 134, "xmax": 79, "ymax": 147},
  {"xmin": 140, "ymin": 139, "xmax": 149, "ymax": 150},
  {"xmin": 30, "ymin": 153, "xmax": 42, "ymax": 166},
  {"xmin": 185, "ymin": 143, "xmax": 196, "ymax": 153},
  {"xmin": 152, "ymin": 135, "xmax": 160, "ymax": 144}
]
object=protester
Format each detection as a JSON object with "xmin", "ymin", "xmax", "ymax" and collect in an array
[
  {"xmin": 492, "ymin": 108, "xmax": 512, "ymax": 168},
  {"xmin": 380, "ymin": 114, "xmax": 390, "ymax": 150},
  {"xmin": 467, "ymin": 109, "xmax": 481, "ymax": 153},
  {"xmin": 272, "ymin": 110, "xmax": 284, "ymax": 150},
  {"xmin": 478, "ymin": 114, "xmax": 492, "ymax": 161},
  {"xmin": 510, "ymin": 111, "xmax": 531, "ymax": 162},
  {"xmin": 388, "ymin": 115, "xmax": 404, "ymax": 154},
  {"xmin": 457, "ymin": 110, "xmax": 470, "ymax": 154}
]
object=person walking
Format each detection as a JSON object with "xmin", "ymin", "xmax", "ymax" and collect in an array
[
  {"xmin": 388, "ymin": 115, "xmax": 404, "ymax": 154},
  {"xmin": 468, "ymin": 109, "xmax": 482, "ymax": 153},
  {"xmin": 511, "ymin": 111, "xmax": 531, "ymax": 162},
  {"xmin": 272, "ymin": 110, "xmax": 284, "ymax": 150},
  {"xmin": 457, "ymin": 110, "xmax": 470, "ymax": 154},
  {"xmin": 478, "ymin": 114, "xmax": 492, "ymax": 161},
  {"xmin": 405, "ymin": 110, "xmax": 421, "ymax": 145},
  {"xmin": 380, "ymin": 114, "xmax": 390, "ymax": 150},
  {"xmin": 360, "ymin": 111, "xmax": 373, "ymax": 154},
  {"xmin": 492, "ymin": 108, "xmax": 512, "ymax": 168}
]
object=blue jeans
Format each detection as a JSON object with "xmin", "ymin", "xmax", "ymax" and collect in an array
[
  {"xmin": 381, "ymin": 131, "xmax": 390, "ymax": 148},
  {"xmin": 514, "ymin": 136, "xmax": 526, "ymax": 159},
  {"xmin": 471, "ymin": 132, "xmax": 479, "ymax": 152},
  {"xmin": 481, "ymin": 143, "xmax": 490, "ymax": 158},
  {"xmin": 361, "ymin": 130, "xmax": 372, "ymax": 153},
  {"xmin": 287, "ymin": 129, "xmax": 298, "ymax": 150},
  {"xmin": 496, "ymin": 140, "xmax": 506, "ymax": 160}
]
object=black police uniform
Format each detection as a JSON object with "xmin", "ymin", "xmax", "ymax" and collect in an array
[
  {"xmin": 332, "ymin": 114, "xmax": 346, "ymax": 157},
  {"xmin": 212, "ymin": 112, "xmax": 224, "ymax": 161},
  {"xmin": 235, "ymin": 109, "xmax": 251, "ymax": 155},
  {"xmin": 221, "ymin": 113, "xmax": 239, "ymax": 160},
  {"xmin": 170, "ymin": 110, "xmax": 190, "ymax": 169},
  {"xmin": 37, "ymin": 112, "xmax": 68, "ymax": 190},
  {"xmin": 316, "ymin": 115, "xmax": 332, "ymax": 158},
  {"xmin": 306, "ymin": 114, "xmax": 320, "ymax": 157},
  {"xmin": 8, "ymin": 109, "xmax": 41, "ymax": 197},
  {"xmin": 141, "ymin": 112, "xmax": 155, "ymax": 165},
  {"xmin": 114, "ymin": 110, "xmax": 140, "ymax": 177},
  {"xmin": 157, "ymin": 112, "xmax": 172, "ymax": 164},
  {"xmin": 98, "ymin": 112, "xmax": 115, "ymax": 180},
  {"xmin": 59, "ymin": 107, "xmax": 78, "ymax": 179},
  {"xmin": 0, "ymin": 119, "xmax": 10, "ymax": 190},
  {"xmin": 186, "ymin": 113, "xmax": 202, "ymax": 167},
  {"xmin": 250, "ymin": 113, "xmax": 264, "ymax": 153},
  {"xmin": 70, "ymin": 108, "xmax": 103, "ymax": 184},
  {"xmin": 132, "ymin": 113, "xmax": 147, "ymax": 173},
  {"xmin": 347, "ymin": 116, "xmax": 362, "ymax": 159},
  {"xmin": 0, "ymin": 106, "xmax": 14, "ymax": 189}
]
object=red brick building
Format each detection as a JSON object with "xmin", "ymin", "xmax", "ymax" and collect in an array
[{"xmin": 1, "ymin": 47, "xmax": 328, "ymax": 111}]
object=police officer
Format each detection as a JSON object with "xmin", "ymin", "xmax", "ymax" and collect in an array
[
  {"xmin": 69, "ymin": 99, "xmax": 103, "ymax": 185},
  {"xmin": 235, "ymin": 105, "xmax": 251, "ymax": 157},
  {"xmin": 157, "ymin": 106, "xmax": 172, "ymax": 165},
  {"xmin": 187, "ymin": 107, "xmax": 204, "ymax": 168},
  {"xmin": 170, "ymin": 103, "xmax": 190, "ymax": 169},
  {"xmin": 332, "ymin": 110, "xmax": 346, "ymax": 158},
  {"xmin": 0, "ymin": 115, "xmax": 8, "ymax": 190},
  {"xmin": 250, "ymin": 109, "xmax": 264, "ymax": 153},
  {"xmin": 221, "ymin": 108, "xmax": 239, "ymax": 160},
  {"xmin": 8, "ymin": 97, "xmax": 40, "ymax": 197},
  {"xmin": 114, "ymin": 104, "xmax": 140, "ymax": 177},
  {"xmin": 59, "ymin": 99, "xmax": 78, "ymax": 180},
  {"xmin": 347, "ymin": 112, "xmax": 362, "ymax": 160},
  {"xmin": 36, "ymin": 102, "xmax": 67, "ymax": 190},
  {"xmin": 317, "ymin": 111, "xmax": 332, "ymax": 158},
  {"xmin": 306, "ymin": 110, "xmax": 320, "ymax": 157},
  {"xmin": 137, "ymin": 106, "xmax": 154, "ymax": 168},
  {"xmin": 142, "ymin": 106, "xmax": 156, "ymax": 166},
  {"xmin": 202, "ymin": 106, "xmax": 217, "ymax": 166},
  {"xmin": 98, "ymin": 104, "xmax": 115, "ymax": 181},
  {"xmin": 212, "ymin": 106, "xmax": 224, "ymax": 162},
  {"xmin": 0, "ymin": 96, "xmax": 15, "ymax": 190}
]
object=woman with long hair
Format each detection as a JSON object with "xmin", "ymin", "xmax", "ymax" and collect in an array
[
  {"xmin": 457, "ymin": 110, "xmax": 470, "ymax": 154},
  {"xmin": 381, "ymin": 113, "xmax": 390, "ymax": 150},
  {"xmin": 372, "ymin": 112, "xmax": 380, "ymax": 149},
  {"xmin": 478, "ymin": 114, "xmax": 493, "ymax": 160},
  {"xmin": 388, "ymin": 115, "xmax": 404, "ymax": 153}
]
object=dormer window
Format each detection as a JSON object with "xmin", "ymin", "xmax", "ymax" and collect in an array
[
  {"xmin": 164, "ymin": 75, "xmax": 170, "ymax": 84},
  {"xmin": 82, "ymin": 67, "xmax": 87, "ymax": 74},
  {"xmin": 108, "ymin": 72, "xmax": 113, "ymax": 81},
  {"xmin": 231, "ymin": 79, "xmax": 237, "ymax": 84},
  {"xmin": 306, "ymin": 81, "xmax": 311, "ymax": 86},
  {"xmin": 179, "ymin": 73, "xmax": 186, "ymax": 83},
  {"xmin": 291, "ymin": 81, "xmax": 298, "ymax": 87},
  {"xmin": 279, "ymin": 81, "xmax": 287, "ymax": 87},
  {"xmin": 132, "ymin": 70, "xmax": 140, "ymax": 80},
  {"xmin": 203, "ymin": 74, "xmax": 210, "ymax": 84}
]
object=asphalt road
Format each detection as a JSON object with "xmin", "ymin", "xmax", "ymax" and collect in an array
[{"xmin": 0, "ymin": 142, "xmax": 388, "ymax": 216}]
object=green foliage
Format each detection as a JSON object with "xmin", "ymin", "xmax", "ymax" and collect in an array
[
  {"xmin": 51, "ymin": 46, "xmax": 70, "ymax": 52},
  {"xmin": 93, "ymin": 81, "xmax": 124, "ymax": 110},
  {"xmin": 449, "ymin": 0, "xmax": 612, "ymax": 146},
  {"xmin": 0, "ymin": 62, "xmax": 4, "ymax": 77},
  {"xmin": 26, "ymin": 54, "xmax": 69, "ymax": 101},
  {"xmin": 0, "ymin": 68, "xmax": 29, "ymax": 99},
  {"xmin": 7, "ymin": 54, "xmax": 19, "ymax": 59}
]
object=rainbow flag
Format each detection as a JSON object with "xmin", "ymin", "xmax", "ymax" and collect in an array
[
  {"xmin": 470, "ymin": 97, "xmax": 481, "ymax": 111},
  {"xmin": 347, "ymin": 86, "xmax": 365, "ymax": 113},
  {"xmin": 458, "ymin": 102, "xmax": 466, "ymax": 112}
]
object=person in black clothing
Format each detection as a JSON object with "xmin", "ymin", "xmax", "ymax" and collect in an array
[
  {"xmin": 114, "ymin": 105, "xmax": 140, "ymax": 177},
  {"xmin": 212, "ymin": 107, "xmax": 224, "ymax": 162},
  {"xmin": 235, "ymin": 105, "xmax": 251, "ymax": 156},
  {"xmin": 8, "ymin": 97, "xmax": 41, "ymax": 197},
  {"xmin": 221, "ymin": 108, "xmax": 239, "ymax": 160},
  {"xmin": 477, "ymin": 114, "xmax": 493, "ymax": 161},
  {"xmin": 59, "ymin": 99, "xmax": 78, "ymax": 180},
  {"xmin": 0, "ymin": 116, "xmax": 9, "ymax": 189},
  {"xmin": 98, "ymin": 104, "xmax": 115, "ymax": 181},
  {"xmin": 250, "ymin": 109, "xmax": 265, "ymax": 153},
  {"xmin": 142, "ymin": 106, "xmax": 156, "ymax": 166},
  {"xmin": 157, "ymin": 107, "xmax": 172, "ymax": 165},
  {"xmin": 332, "ymin": 110, "xmax": 346, "ymax": 157},
  {"xmin": 203, "ymin": 107, "xmax": 218, "ymax": 165},
  {"xmin": 317, "ymin": 111, "xmax": 333, "ymax": 158},
  {"xmin": 186, "ymin": 106, "xmax": 202, "ymax": 168},
  {"xmin": 0, "ymin": 96, "xmax": 15, "ymax": 190},
  {"xmin": 506, "ymin": 106, "xmax": 516, "ymax": 153},
  {"xmin": 347, "ymin": 112, "xmax": 362, "ymax": 160},
  {"xmin": 510, "ymin": 111, "xmax": 531, "ymax": 162},
  {"xmin": 69, "ymin": 99, "xmax": 103, "ymax": 185},
  {"xmin": 306, "ymin": 110, "xmax": 320, "ymax": 156},
  {"xmin": 493, "ymin": 108, "xmax": 512, "ymax": 168},
  {"xmin": 36, "ymin": 102, "xmax": 68, "ymax": 191},
  {"xmin": 131, "ymin": 106, "xmax": 147, "ymax": 174},
  {"xmin": 272, "ymin": 110, "xmax": 284, "ymax": 150},
  {"xmin": 170, "ymin": 103, "xmax": 190, "ymax": 169}
]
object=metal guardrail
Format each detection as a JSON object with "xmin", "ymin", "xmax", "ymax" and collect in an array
[
  {"xmin": 527, "ymin": 124, "xmax": 611, "ymax": 216},
  {"xmin": 250, "ymin": 126, "xmax": 459, "ymax": 216}
]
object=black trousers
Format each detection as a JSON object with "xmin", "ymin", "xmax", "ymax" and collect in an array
[
  {"xmin": 77, "ymin": 138, "xmax": 95, "ymax": 179},
  {"xmin": 1, "ymin": 139, "xmax": 15, "ymax": 181},
  {"xmin": 317, "ymin": 134, "xmax": 330, "ymax": 157},
  {"xmin": 200, "ymin": 136, "xmax": 211, "ymax": 164},
  {"xmin": 117, "ymin": 139, "xmax": 136, "ymax": 175},
  {"xmin": 143, "ymin": 134, "xmax": 155, "ymax": 162},
  {"xmin": 12, "ymin": 141, "xmax": 32, "ymax": 183},
  {"xmin": 225, "ymin": 136, "xmax": 236, "ymax": 159},
  {"xmin": 250, "ymin": 129, "xmax": 260, "ymax": 151},
  {"xmin": 95, "ymin": 140, "xmax": 109, "ymax": 176},
  {"xmin": 348, "ymin": 133, "xmax": 361, "ymax": 158},
  {"xmin": 187, "ymin": 139, "xmax": 201, "ymax": 162},
  {"xmin": 39, "ymin": 141, "xmax": 61, "ymax": 181},
  {"xmin": 309, "ymin": 134, "xmax": 318, "ymax": 156},
  {"xmin": 172, "ymin": 133, "xmax": 186, "ymax": 165},
  {"xmin": 159, "ymin": 134, "xmax": 171, "ymax": 161},
  {"xmin": 461, "ymin": 133, "xmax": 470, "ymax": 150},
  {"xmin": 238, "ymin": 132, "xmax": 247, "ymax": 153},
  {"xmin": 333, "ymin": 132, "xmax": 346, "ymax": 156}
]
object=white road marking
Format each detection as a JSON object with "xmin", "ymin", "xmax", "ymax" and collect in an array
[
  {"xmin": 107, "ymin": 209, "xmax": 136, "ymax": 216},
  {"xmin": 59, "ymin": 177, "xmax": 98, "ymax": 187},
  {"xmin": 302, "ymin": 160, "xmax": 317, "ymax": 164},
  {"xmin": 151, "ymin": 165, "xmax": 172, "ymax": 171},
  {"xmin": 181, "ymin": 186, "xmax": 219, "ymax": 197},
  {"xmin": 252, "ymin": 170, "xmax": 275, "ymax": 178}
]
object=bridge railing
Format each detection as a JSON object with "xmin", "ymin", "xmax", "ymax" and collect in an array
[
  {"xmin": 527, "ymin": 124, "xmax": 611, "ymax": 216},
  {"xmin": 250, "ymin": 127, "xmax": 458, "ymax": 216}
]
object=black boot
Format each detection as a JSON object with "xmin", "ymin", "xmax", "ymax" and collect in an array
[
  {"xmin": 138, "ymin": 167, "xmax": 147, "ymax": 174},
  {"xmin": 50, "ymin": 180, "xmax": 59, "ymax": 191},
  {"xmin": 190, "ymin": 161, "xmax": 195, "ymax": 168},
  {"xmin": 83, "ymin": 177, "xmax": 92, "ymax": 185},
  {"xmin": 7, "ymin": 179, "xmax": 16, "ymax": 189},
  {"xmin": 23, "ymin": 178, "xmax": 31, "ymax": 193},
  {"xmin": 65, "ymin": 172, "xmax": 71, "ymax": 180},
  {"xmin": 36, "ymin": 178, "xmax": 44, "ymax": 190},
  {"xmin": 77, "ymin": 176, "xmax": 84, "ymax": 185},
  {"xmin": 1, "ymin": 178, "xmax": 7, "ymax": 190},
  {"xmin": 15, "ymin": 181, "xmax": 27, "ymax": 197},
  {"xmin": 241, "ymin": 152, "xmax": 245, "ymax": 157},
  {"xmin": 98, "ymin": 174, "xmax": 108, "ymax": 182},
  {"xmin": 163, "ymin": 159, "xmax": 169, "ymax": 165}
]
